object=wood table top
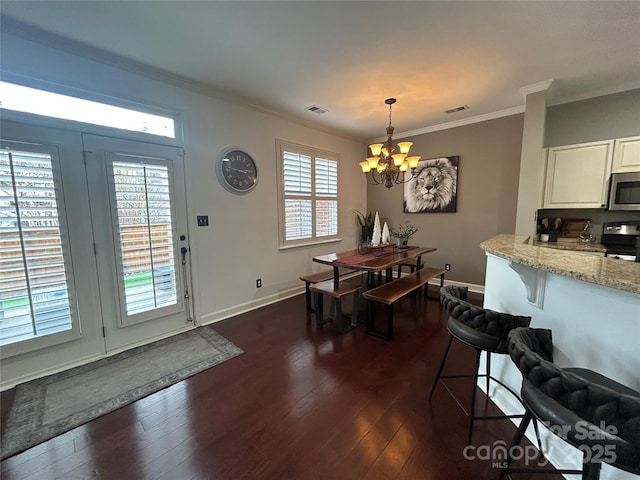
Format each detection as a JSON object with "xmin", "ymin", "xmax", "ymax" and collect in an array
[{"xmin": 312, "ymin": 246, "xmax": 437, "ymax": 272}]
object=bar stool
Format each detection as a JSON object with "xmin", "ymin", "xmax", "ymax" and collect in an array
[
  {"xmin": 429, "ymin": 285, "xmax": 532, "ymax": 444},
  {"xmin": 501, "ymin": 327, "xmax": 640, "ymax": 479}
]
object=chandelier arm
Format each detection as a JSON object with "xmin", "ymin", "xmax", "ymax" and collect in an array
[
  {"xmin": 394, "ymin": 170, "xmax": 418, "ymax": 184},
  {"xmin": 367, "ymin": 170, "xmax": 384, "ymax": 185}
]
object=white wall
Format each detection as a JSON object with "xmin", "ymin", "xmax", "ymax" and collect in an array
[{"xmin": 0, "ymin": 29, "xmax": 367, "ymax": 385}]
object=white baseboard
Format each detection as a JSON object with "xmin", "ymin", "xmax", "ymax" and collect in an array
[
  {"xmin": 200, "ymin": 285, "xmax": 302, "ymax": 325},
  {"xmin": 201, "ymin": 274, "xmax": 485, "ymax": 327},
  {"xmin": 433, "ymin": 277, "xmax": 485, "ymax": 294}
]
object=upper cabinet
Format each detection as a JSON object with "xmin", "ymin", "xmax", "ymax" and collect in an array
[
  {"xmin": 543, "ymin": 140, "xmax": 614, "ymax": 209},
  {"xmin": 612, "ymin": 136, "xmax": 640, "ymax": 173}
]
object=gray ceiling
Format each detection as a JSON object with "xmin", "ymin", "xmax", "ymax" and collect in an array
[{"xmin": 2, "ymin": 1, "xmax": 639, "ymax": 140}]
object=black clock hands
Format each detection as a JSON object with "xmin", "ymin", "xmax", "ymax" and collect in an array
[{"xmin": 227, "ymin": 166, "xmax": 253, "ymax": 175}]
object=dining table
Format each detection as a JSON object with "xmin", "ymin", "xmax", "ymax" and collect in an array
[{"xmin": 312, "ymin": 245, "xmax": 437, "ymax": 287}]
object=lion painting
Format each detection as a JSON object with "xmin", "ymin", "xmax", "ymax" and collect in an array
[{"xmin": 403, "ymin": 157, "xmax": 458, "ymax": 213}]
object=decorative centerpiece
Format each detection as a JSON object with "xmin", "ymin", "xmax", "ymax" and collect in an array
[
  {"xmin": 390, "ymin": 222, "xmax": 418, "ymax": 248},
  {"xmin": 371, "ymin": 212, "xmax": 382, "ymax": 245},
  {"xmin": 355, "ymin": 210, "xmax": 375, "ymax": 243},
  {"xmin": 381, "ymin": 222, "xmax": 390, "ymax": 244}
]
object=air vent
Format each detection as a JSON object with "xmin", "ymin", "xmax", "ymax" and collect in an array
[
  {"xmin": 305, "ymin": 104, "xmax": 328, "ymax": 115},
  {"xmin": 444, "ymin": 105, "xmax": 469, "ymax": 114}
]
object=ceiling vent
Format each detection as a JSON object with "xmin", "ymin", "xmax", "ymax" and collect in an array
[
  {"xmin": 305, "ymin": 104, "xmax": 328, "ymax": 115},
  {"xmin": 444, "ymin": 105, "xmax": 469, "ymax": 114}
]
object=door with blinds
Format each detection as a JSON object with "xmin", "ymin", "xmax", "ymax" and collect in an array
[
  {"xmin": 83, "ymin": 134, "xmax": 192, "ymax": 353},
  {"xmin": 1, "ymin": 122, "xmax": 104, "ymax": 366},
  {"xmin": 1, "ymin": 139, "xmax": 82, "ymax": 354}
]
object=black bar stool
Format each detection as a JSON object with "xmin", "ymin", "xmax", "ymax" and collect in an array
[
  {"xmin": 501, "ymin": 327, "xmax": 640, "ymax": 479},
  {"xmin": 429, "ymin": 285, "xmax": 533, "ymax": 445}
]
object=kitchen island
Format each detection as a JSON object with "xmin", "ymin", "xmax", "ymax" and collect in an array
[{"xmin": 479, "ymin": 235, "xmax": 639, "ymax": 480}]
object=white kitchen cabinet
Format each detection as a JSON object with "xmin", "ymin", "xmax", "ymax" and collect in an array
[
  {"xmin": 612, "ymin": 135, "xmax": 640, "ymax": 173},
  {"xmin": 543, "ymin": 140, "xmax": 614, "ymax": 208}
]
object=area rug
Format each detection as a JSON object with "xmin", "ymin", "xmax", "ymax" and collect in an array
[{"xmin": 1, "ymin": 326, "xmax": 243, "ymax": 460}]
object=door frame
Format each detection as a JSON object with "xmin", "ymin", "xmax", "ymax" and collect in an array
[{"xmin": 83, "ymin": 133, "xmax": 195, "ymax": 354}]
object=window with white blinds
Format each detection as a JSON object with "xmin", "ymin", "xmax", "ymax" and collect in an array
[
  {"xmin": 278, "ymin": 141, "xmax": 339, "ymax": 247},
  {"xmin": 0, "ymin": 148, "xmax": 73, "ymax": 346},
  {"xmin": 111, "ymin": 160, "xmax": 177, "ymax": 318}
]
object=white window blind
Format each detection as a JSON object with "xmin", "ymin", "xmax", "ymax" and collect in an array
[
  {"xmin": 0, "ymin": 149, "xmax": 72, "ymax": 345},
  {"xmin": 112, "ymin": 161, "xmax": 177, "ymax": 317},
  {"xmin": 315, "ymin": 158, "xmax": 338, "ymax": 237},
  {"xmin": 278, "ymin": 142, "xmax": 339, "ymax": 246},
  {"xmin": 283, "ymin": 152, "xmax": 312, "ymax": 196}
]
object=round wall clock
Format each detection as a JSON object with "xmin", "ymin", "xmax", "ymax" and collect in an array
[{"xmin": 215, "ymin": 147, "xmax": 258, "ymax": 194}]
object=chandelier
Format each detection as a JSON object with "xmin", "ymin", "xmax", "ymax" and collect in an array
[{"xmin": 360, "ymin": 98, "xmax": 421, "ymax": 189}]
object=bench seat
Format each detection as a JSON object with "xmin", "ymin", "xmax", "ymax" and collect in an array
[
  {"xmin": 300, "ymin": 269, "xmax": 349, "ymax": 313},
  {"xmin": 309, "ymin": 278, "xmax": 363, "ymax": 333},
  {"xmin": 363, "ymin": 267, "xmax": 446, "ymax": 340}
]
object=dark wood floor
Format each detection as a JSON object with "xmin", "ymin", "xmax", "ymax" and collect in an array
[{"xmin": 1, "ymin": 287, "xmax": 560, "ymax": 479}]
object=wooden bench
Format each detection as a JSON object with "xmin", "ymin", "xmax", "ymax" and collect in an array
[
  {"xmin": 309, "ymin": 278, "xmax": 363, "ymax": 333},
  {"xmin": 363, "ymin": 267, "xmax": 446, "ymax": 340},
  {"xmin": 300, "ymin": 269, "xmax": 350, "ymax": 313}
]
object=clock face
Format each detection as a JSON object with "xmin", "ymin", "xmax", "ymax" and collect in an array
[{"xmin": 216, "ymin": 148, "xmax": 258, "ymax": 193}]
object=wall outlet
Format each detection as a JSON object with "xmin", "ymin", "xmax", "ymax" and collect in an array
[
  {"xmin": 197, "ymin": 215, "xmax": 209, "ymax": 227},
  {"xmin": 445, "ymin": 263, "xmax": 451, "ymax": 271},
  {"xmin": 256, "ymin": 278, "xmax": 262, "ymax": 288}
]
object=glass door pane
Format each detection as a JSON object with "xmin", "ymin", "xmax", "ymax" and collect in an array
[
  {"xmin": 0, "ymin": 145, "xmax": 75, "ymax": 346},
  {"xmin": 112, "ymin": 161, "xmax": 177, "ymax": 316}
]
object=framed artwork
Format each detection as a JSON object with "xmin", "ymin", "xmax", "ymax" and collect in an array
[{"xmin": 403, "ymin": 156, "xmax": 459, "ymax": 213}]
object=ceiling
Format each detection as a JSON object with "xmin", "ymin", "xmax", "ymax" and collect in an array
[{"xmin": 1, "ymin": 1, "xmax": 639, "ymax": 141}]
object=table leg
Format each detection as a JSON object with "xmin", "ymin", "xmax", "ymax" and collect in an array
[{"xmin": 333, "ymin": 265, "xmax": 340, "ymax": 288}]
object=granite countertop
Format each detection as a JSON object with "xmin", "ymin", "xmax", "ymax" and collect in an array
[
  {"xmin": 480, "ymin": 234, "xmax": 640, "ymax": 294},
  {"xmin": 530, "ymin": 239, "xmax": 607, "ymax": 253}
]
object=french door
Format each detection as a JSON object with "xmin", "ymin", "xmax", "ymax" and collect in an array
[
  {"xmin": 83, "ymin": 134, "xmax": 193, "ymax": 353},
  {"xmin": 1, "ymin": 121, "xmax": 194, "ymax": 386}
]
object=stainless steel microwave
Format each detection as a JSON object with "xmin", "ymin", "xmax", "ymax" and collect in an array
[{"xmin": 609, "ymin": 171, "xmax": 640, "ymax": 211}]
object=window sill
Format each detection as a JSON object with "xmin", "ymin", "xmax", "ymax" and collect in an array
[{"xmin": 279, "ymin": 237, "xmax": 343, "ymax": 251}]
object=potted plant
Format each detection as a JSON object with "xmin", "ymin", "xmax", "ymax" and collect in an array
[
  {"xmin": 355, "ymin": 210, "xmax": 375, "ymax": 243},
  {"xmin": 389, "ymin": 222, "xmax": 418, "ymax": 248}
]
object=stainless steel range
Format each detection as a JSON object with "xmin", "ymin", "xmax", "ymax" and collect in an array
[{"xmin": 601, "ymin": 221, "xmax": 640, "ymax": 262}]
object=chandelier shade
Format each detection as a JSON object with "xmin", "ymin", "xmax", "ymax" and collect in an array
[{"xmin": 361, "ymin": 98, "xmax": 420, "ymax": 189}]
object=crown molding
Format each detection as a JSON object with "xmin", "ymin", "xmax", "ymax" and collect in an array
[
  {"xmin": 369, "ymin": 105, "xmax": 525, "ymax": 142},
  {"xmin": 520, "ymin": 79, "xmax": 554, "ymax": 99}
]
